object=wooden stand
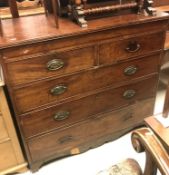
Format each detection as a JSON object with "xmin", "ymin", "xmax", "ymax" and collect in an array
[
  {"xmin": 43, "ymin": 0, "xmax": 59, "ymax": 28},
  {"xmin": 63, "ymin": 0, "xmax": 157, "ymax": 27},
  {"xmin": 8, "ymin": 0, "xmax": 19, "ymax": 18},
  {"xmin": 0, "ymin": 19, "xmax": 3, "ymax": 37}
]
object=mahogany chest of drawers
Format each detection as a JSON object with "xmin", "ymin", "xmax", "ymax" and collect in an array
[{"xmin": 0, "ymin": 12, "xmax": 168, "ymax": 171}]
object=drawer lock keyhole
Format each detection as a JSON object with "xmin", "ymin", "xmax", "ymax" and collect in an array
[{"xmin": 126, "ymin": 41, "xmax": 141, "ymax": 53}]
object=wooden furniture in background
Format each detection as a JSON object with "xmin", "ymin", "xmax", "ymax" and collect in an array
[
  {"xmin": 163, "ymin": 83, "xmax": 169, "ymax": 117},
  {"xmin": 132, "ymin": 127, "xmax": 169, "ymax": 175},
  {"xmin": 43, "ymin": 0, "xmax": 59, "ymax": 28},
  {"xmin": 155, "ymin": 5, "xmax": 169, "ymax": 117},
  {"xmin": 153, "ymin": 0, "xmax": 169, "ymax": 7},
  {"xmin": 0, "ymin": 79, "xmax": 27, "ymax": 174},
  {"xmin": 48, "ymin": 0, "xmax": 156, "ymax": 27},
  {"xmin": 0, "ymin": 19, "xmax": 2, "ymax": 36},
  {"xmin": 0, "ymin": 6, "xmax": 168, "ymax": 172},
  {"xmin": 75, "ymin": 0, "xmax": 155, "ymax": 27},
  {"xmin": 98, "ymin": 127, "xmax": 169, "ymax": 175},
  {"xmin": 145, "ymin": 117, "xmax": 169, "ymax": 154},
  {"xmin": 155, "ymin": 5, "xmax": 169, "ymax": 49},
  {"xmin": 8, "ymin": 0, "xmax": 19, "ymax": 18}
]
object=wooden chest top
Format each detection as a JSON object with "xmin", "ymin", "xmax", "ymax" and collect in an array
[{"xmin": 0, "ymin": 11, "xmax": 168, "ymax": 49}]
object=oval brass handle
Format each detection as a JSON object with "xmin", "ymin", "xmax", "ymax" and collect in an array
[
  {"xmin": 126, "ymin": 41, "xmax": 141, "ymax": 53},
  {"xmin": 123, "ymin": 89, "xmax": 136, "ymax": 99},
  {"xmin": 50, "ymin": 85, "xmax": 67, "ymax": 95},
  {"xmin": 124, "ymin": 66, "xmax": 138, "ymax": 76},
  {"xmin": 47, "ymin": 59, "xmax": 64, "ymax": 71},
  {"xmin": 53, "ymin": 111, "xmax": 70, "ymax": 121}
]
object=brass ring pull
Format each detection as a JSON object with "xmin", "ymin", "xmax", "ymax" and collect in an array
[
  {"xmin": 50, "ymin": 85, "xmax": 67, "ymax": 95},
  {"xmin": 126, "ymin": 41, "xmax": 141, "ymax": 53},
  {"xmin": 123, "ymin": 89, "xmax": 136, "ymax": 99},
  {"xmin": 47, "ymin": 59, "xmax": 64, "ymax": 71},
  {"xmin": 124, "ymin": 66, "xmax": 138, "ymax": 76},
  {"xmin": 53, "ymin": 111, "xmax": 70, "ymax": 121}
]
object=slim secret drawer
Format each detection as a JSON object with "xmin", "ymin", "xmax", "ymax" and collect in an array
[{"xmin": 0, "ymin": 12, "xmax": 168, "ymax": 171}]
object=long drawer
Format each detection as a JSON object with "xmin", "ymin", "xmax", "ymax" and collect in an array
[
  {"xmin": 28, "ymin": 97, "xmax": 154, "ymax": 162},
  {"xmin": 99, "ymin": 32, "xmax": 164, "ymax": 65},
  {"xmin": 13, "ymin": 54, "xmax": 160, "ymax": 114},
  {"xmin": 21, "ymin": 75, "xmax": 157, "ymax": 138},
  {"xmin": 6, "ymin": 46, "xmax": 96, "ymax": 86}
]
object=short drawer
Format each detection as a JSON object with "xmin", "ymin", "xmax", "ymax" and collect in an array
[
  {"xmin": 6, "ymin": 46, "xmax": 96, "ymax": 86},
  {"xmin": 14, "ymin": 54, "xmax": 159, "ymax": 114},
  {"xmin": 0, "ymin": 116, "xmax": 9, "ymax": 141},
  {"xmin": 99, "ymin": 32, "xmax": 164, "ymax": 65},
  {"xmin": 0, "ymin": 141, "xmax": 18, "ymax": 171},
  {"xmin": 21, "ymin": 76, "xmax": 157, "ymax": 138},
  {"xmin": 28, "ymin": 97, "xmax": 154, "ymax": 162}
]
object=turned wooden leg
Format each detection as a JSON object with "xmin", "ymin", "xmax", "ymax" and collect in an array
[{"xmin": 8, "ymin": 0, "xmax": 19, "ymax": 18}]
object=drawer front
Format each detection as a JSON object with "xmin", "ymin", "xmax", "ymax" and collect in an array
[
  {"xmin": 28, "ymin": 97, "xmax": 154, "ymax": 162},
  {"xmin": 99, "ymin": 32, "xmax": 164, "ymax": 65},
  {"xmin": 0, "ymin": 116, "xmax": 9, "ymax": 141},
  {"xmin": 0, "ymin": 141, "xmax": 17, "ymax": 171},
  {"xmin": 6, "ymin": 46, "xmax": 96, "ymax": 86},
  {"xmin": 14, "ymin": 54, "xmax": 159, "ymax": 114},
  {"xmin": 21, "ymin": 76, "xmax": 157, "ymax": 138}
]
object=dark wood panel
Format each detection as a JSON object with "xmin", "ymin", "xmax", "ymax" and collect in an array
[
  {"xmin": 13, "ymin": 54, "xmax": 159, "ymax": 114},
  {"xmin": 99, "ymin": 32, "xmax": 164, "ymax": 65},
  {"xmin": 28, "ymin": 97, "xmax": 155, "ymax": 162},
  {"xmin": 6, "ymin": 46, "xmax": 96, "ymax": 86},
  {"xmin": 21, "ymin": 76, "xmax": 157, "ymax": 138}
]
